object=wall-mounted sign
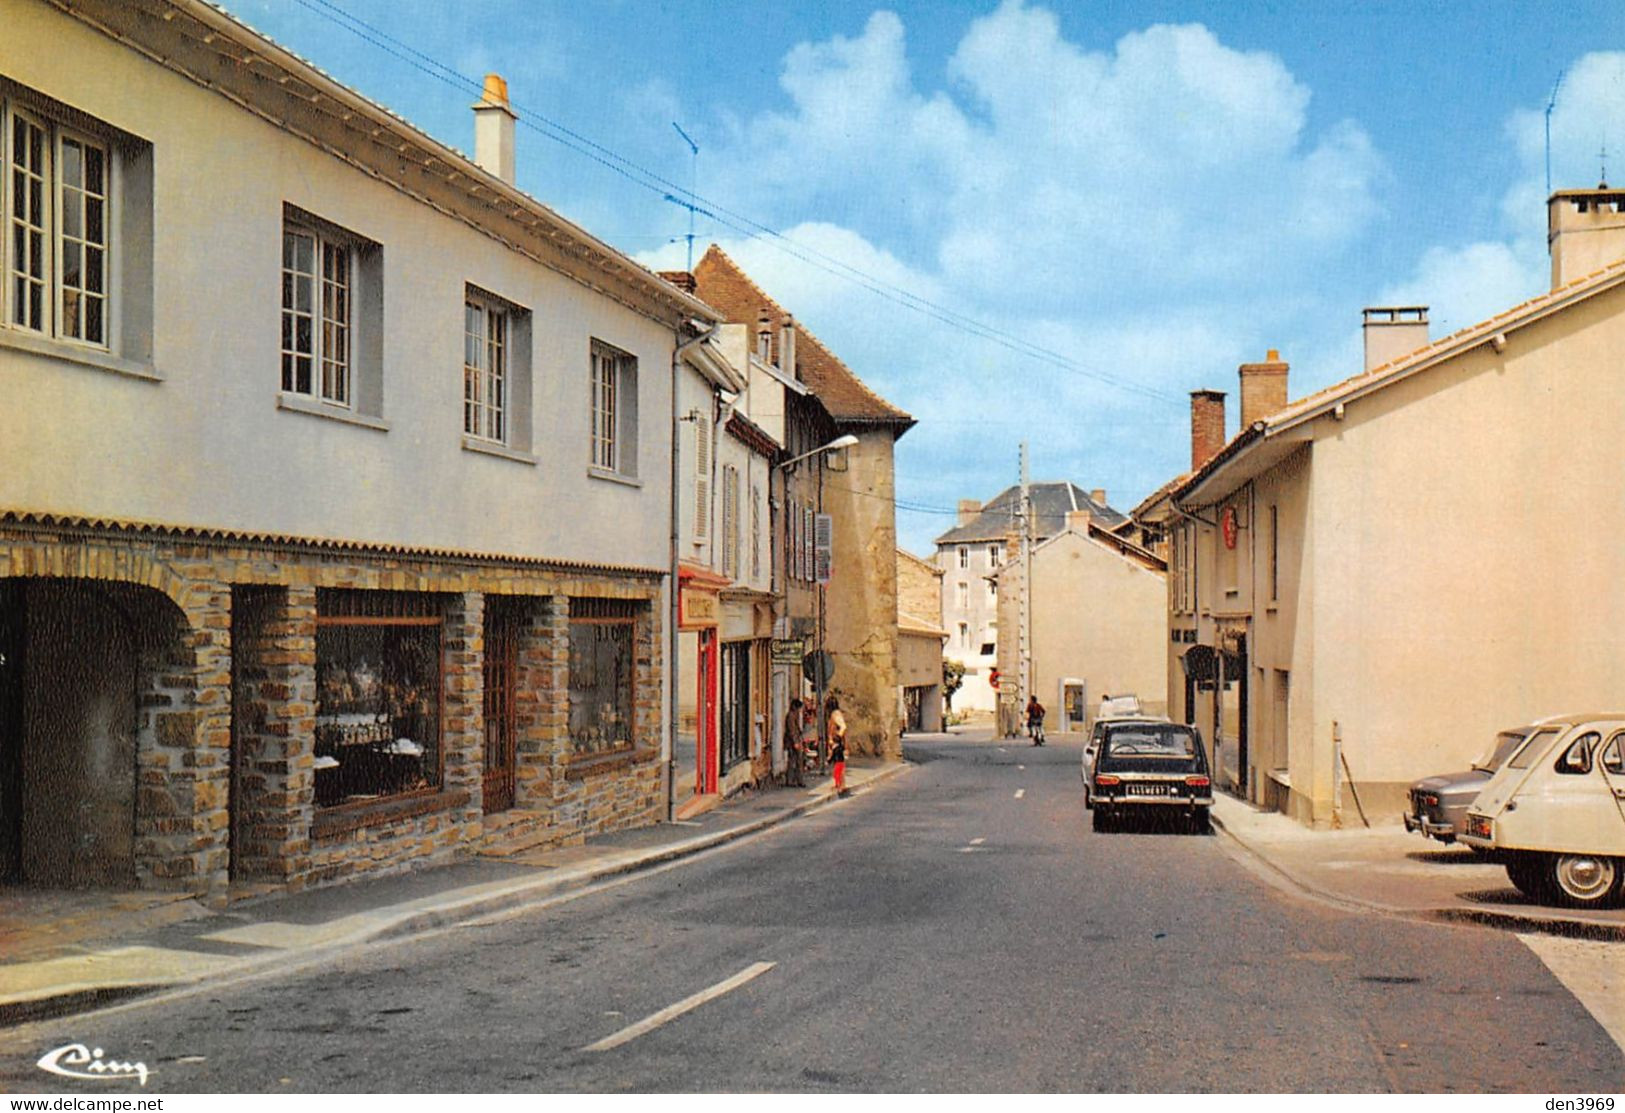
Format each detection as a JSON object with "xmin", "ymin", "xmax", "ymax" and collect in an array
[
  {"xmin": 679, "ymin": 586, "xmax": 720, "ymax": 628},
  {"xmin": 770, "ymin": 638, "xmax": 806, "ymax": 665},
  {"xmin": 1221, "ymin": 506, "xmax": 1238, "ymax": 550}
]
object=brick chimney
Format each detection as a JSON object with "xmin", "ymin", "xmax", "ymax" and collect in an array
[
  {"xmin": 1362, "ymin": 307, "xmax": 1428, "ymax": 372},
  {"xmin": 472, "ymin": 74, "xmax": 517, "ymax": 185},
  {"xmin": 1548, "ymin": 185, "xmax": 1625, "ymax": 289},
  {"xmin": 957, "ymin": 499, "xmax": 981, "ymax": 527},
  {"xmin": 1190, "ymin": 390, "xmax": 1226, "ymax": 472},
  {"xmin": 1239, "ymin": 350, "xmax": 1289, "ymax": 427},
  {"xmin": 659, "ymin": 270, "xmax": 697, "ymax": 294}
]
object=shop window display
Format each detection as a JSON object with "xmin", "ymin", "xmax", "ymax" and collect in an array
[
  {"xmin": 314, "ymin": 610, "xmax": 441, "ymax": 807},
  {"xmin": 568, "ymin": 600, "xmax": 636, "ymax": 754}
]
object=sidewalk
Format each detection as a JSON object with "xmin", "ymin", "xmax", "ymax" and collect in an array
[
  {"xmin": 1210, "ymin": 793, "xmax": 1625, "ymax": 939},
  {"xmin": 0, "ymin": 758, "xmax": 907, "ymax": 1026}
]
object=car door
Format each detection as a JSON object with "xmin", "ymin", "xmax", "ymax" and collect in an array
[{"xmin": 1472, "ymin": 727, "xmax": 1561, "ymax": 844}]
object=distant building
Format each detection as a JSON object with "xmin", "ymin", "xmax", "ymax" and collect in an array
[
  {"xmin": 896, "ymin": 549, "xmax": 947, "ymax": 733},
  {"xmin": 933, "ymin": 483, "xmax": 1127, "ymax": 713}
]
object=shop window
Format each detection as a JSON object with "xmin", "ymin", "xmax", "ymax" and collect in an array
[
  {"xmin": 314, "ymin": 592, "xmax": 442, "ymax": 807},
  {"xmin": 569, "ymin": 597, "xmax": 638, "ymax": 754}
]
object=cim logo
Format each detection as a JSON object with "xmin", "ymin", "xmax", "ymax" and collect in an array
[{"xmin": 36, "ymin": 1043, "xmax": 150, "ymax": 1086}]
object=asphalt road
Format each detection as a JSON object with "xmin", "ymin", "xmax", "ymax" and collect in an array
[{"xmin": 3, "ymin": 734, "xmax": 1622, "ymax": 1093}]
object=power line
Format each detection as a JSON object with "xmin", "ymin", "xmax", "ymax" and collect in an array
[{"xmin": 286, "ymin": 0, "xmax": 1185, "ymax": 408}]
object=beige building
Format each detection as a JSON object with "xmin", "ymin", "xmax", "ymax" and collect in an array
[
  {"xmin": 935, "ymin": 483, "xmax": 1126, "ymax": 713},
  {"xmin": 1166, "ymin": 185, "xmax": 1625, "ymax": 828},
  {"xmin": 992, "ymin": 513, "xmax": 1167, "ymax": 733},
  {"xmin": 896, "ymin": 549, "xmax": 947, "ymax": 733},
  {"xmin": 0, "ymin": 0, "xmax": 721, "ymax": 895}
]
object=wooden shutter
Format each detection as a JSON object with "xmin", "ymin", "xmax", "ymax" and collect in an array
[{"xmin": 694, "ymin": 417, "xmax": 710, "ymax": 542}]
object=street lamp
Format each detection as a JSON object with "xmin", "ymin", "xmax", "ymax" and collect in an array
[{"xmin": 778, "ymin": 433, "xmax": 858, "ymax": 472}]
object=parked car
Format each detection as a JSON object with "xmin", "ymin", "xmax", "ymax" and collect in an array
[
  {"xmin": 1459, "ymin": 713, "xmax": 1625, "ymax": 908},
  {"xmin": 1403, "ymin": 725, "xmax": 1541, "ymax": 846},
  {"xmin": 1084, "ymin": 719, "xmax": 1211, "ymax": 834},
  {"xmin": 1081, "ymin": 711, "xmax": 1170, "ymax": 790}
]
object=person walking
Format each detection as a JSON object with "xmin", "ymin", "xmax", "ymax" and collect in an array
[
  {"xmin": 1026, "ymin": 694, "xmax": 1046, "ymax": 746},
  {"xmin": 826, "ymin": 695, "xmax": 849, "ymax": 796},
  {"xmin": 783, "ymin": 698, "xmax": 805, "ymax": 787}
]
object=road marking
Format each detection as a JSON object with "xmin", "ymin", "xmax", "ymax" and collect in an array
[
  {"xmin": 1017, "ymin": 764, "xmax": 1026, "ymax": 771},
  {"xmin": 583, "ymin": 962, "xmax": 776, "ymax": 1052},
  {"xmin": 997, "ymin": 747, "xmax": 1007, "ymax": 754},
  {"xmin": 970, "ymin": 837, "xmax": 986, "ymax": 845},
  {"xmin": 1517, "ymin": 934, "xmax": 1625, "ymax": 1057},
  {"xmin": 1014, "ymin": 788, "xmax": 1026, "ymax": 799}
]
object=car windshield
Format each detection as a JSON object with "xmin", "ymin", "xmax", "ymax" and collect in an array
[
  {"xmin": 1103, "ymin": 724, "xmax": 1197, "ymax": 759},
  {"xmin": 1473, "ymin": 730, "xmax": 1530, "ymax": 772},
  {"xmin": 1507, "ymin": 728, "xmax": 1560, "ymax": 770}
]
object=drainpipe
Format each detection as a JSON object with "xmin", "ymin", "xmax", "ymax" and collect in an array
[{"xmin": 670, "ymin": 322, "xmax": 720, "ymax": 823}]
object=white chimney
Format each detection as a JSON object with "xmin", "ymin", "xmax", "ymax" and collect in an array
[
  {"xmin": 1362, "ymin": 308, "xmax": 1428, "ymax": 372},
  {"xmin": 780, "ymin": 315, "xmax": 797, "ymax": 376},
  {"xmin": 472, "ymin": 73, "xmax": 517, "ymax": 185}
]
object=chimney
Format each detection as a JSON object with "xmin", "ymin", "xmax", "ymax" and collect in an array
[
  {"xmin": 659, "ymin": 270, "xmax": 696, "ymax": 294},
  {"xmin": 1066, "ymin": 508, "xmax": 1094, "ymax": 533},
  {"xmin": 1089, "ymin": 488, "xmax": 1106, "ymax": 507},
  {"xmin": 957, "ymin": 499, "xmax": 981, "ymax": 527},
  {"xmin": 1362, "ymin": 307, "xmax": 1428, "ymax": 372},
  {"xmin": 1548, "ymin": 185, "xmax": 1625, "ymax": 290},
  {"xmin": 779, "ymin": 315, "xmax": 797, "ymax": 376},
  {"xmin": 756, "ymin": 311, "xmax": 773, "ymax": 361},
  {"xmin": 1238, "ymin": 349, "xmax": 1289, "ymax": 427},
  {"xmin": 471, "ymin": 74, "xmax": 517, "ymax": 185},
  {"xmin": 1190, "ymin": 389, "xmax": 1226, "ymax": 472}
]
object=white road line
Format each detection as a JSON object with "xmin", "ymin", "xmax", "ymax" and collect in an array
[
  {"xmin": 997, "ymin": 747, "xmax": 1007, "ymax": 754},
  {"xmin": 1017, "ymin": 764, "xmax": 1026, "ymax": 771},
  {"xmin": 970, "ymin": 837, "xmax": 986, "ymax": 845},
  {"xmin": 583, "ymin": 962, "xmax": 776, "ymax": 1052},
  {"xmin": 1014, "ymin": 788, "xmax": 1026, "ymax": 799}
]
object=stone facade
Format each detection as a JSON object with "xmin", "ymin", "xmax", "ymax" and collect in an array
[{"xmin": 0, "ymin": 517, "xmax": 665, "ymax": 900}]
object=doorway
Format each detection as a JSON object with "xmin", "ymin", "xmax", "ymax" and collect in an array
[{"xmin": 483, "ymin": 600, "xmax": 519, "ymax": 814}]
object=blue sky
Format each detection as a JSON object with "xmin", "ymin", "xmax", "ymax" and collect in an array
[{"xmin": 221, "ymin": 0, "xmax": 1625, "ymax": 553}]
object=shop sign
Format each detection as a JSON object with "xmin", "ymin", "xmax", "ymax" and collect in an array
[
  {"xmin": 1221, "ymin": 506, "xmax": 1238, "ymax": 550},
  {"xmin": 680, "ymin": 586, "xmax": 720, "ymax": 627},
  {"xmin": 770, "ymin": 637, "xmax": 805, "ymax": 665}
]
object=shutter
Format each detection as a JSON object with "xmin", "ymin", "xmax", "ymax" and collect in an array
[
  {"xmin": 814, "ymin": 513, "xmax": 832, "ymax": 584},
  {"xmin": 694, "ymin": 418, "xmax": 710, "ymax": 541},
  {"xmin": 617, "ymin": 354, "xmax": 639, "ymax": 476},
  {"xmin": 751, "ymin": 483, "xmax": 762, "ymax": 581},
  {"xmin": 804, "ymin": 507, "xmax": 814, "ymax": 581},
  {"xmin": 721, "ymin": 466, "xmax": 737, "ymax": 577}
]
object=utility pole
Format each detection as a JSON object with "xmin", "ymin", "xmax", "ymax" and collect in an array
[{"xmin": 1019, "ymin": 441, "xmax": 1032, "ymax": 720}]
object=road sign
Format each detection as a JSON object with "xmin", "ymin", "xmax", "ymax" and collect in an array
[{"xmin": 802, "ymin": 649, "xmax": 834, "ymax": 688}]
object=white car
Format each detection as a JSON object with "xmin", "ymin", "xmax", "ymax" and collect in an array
[
  {"xmin": 1459, "ymin": 712, "xmax": 1625, "ymax": 908},
  {"xmin": 1082, "ymin": 712, "xmax": 1171, "ymax": 804}
]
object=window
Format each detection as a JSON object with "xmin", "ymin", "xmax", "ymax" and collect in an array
[
  {"xmin": 590, "ymin": 340, "xmax": 638, "ymax": 478},
  {"xmin": 2, "ymin": 88, "xmax": 152, "ymax": 364},
  {"xmin": 719, "ymin": 641, "xmax": 751, "ymax": 774},
  {"xmin": 568, "ymin": 598, "xmax": 638, "ymax": 754},
  {"xmin": 958, "ymin": 622, "xmax": 969, "ymax": 648},
  {"xmin": 1603, "ymin": 734, "xmax": 1624, "ymax": 776},
  {"xmin": 463, "ymin": 295, "xmax": 507, "ymax": 442},
  {"xmin": 1269, "ymin": 504, "xmax": 1279, "ymax": 602},
  {"xmin": 988, "ymin": 580, "xmax": 998, "ymax": 603},
  {"xmin": 956, "ymin": 581, "xmax": 969, "ymax": 609},
  {"xmin": 979, "ymin": 641, "xmax": 996, "ymax": 657},
  {"xmin": 750, "ymin": 482, "xmax": 762, "ymax": 581},
  {"xmin": 989, "ymin": 545, "xmax": 1002, "ymax": 567},
  {"xmin": 1509, "ymin": 728, "xmax": 1558, "ymax": 770},
  {"xmin": 280, "ymin": 206, "xmax": 381, "ymax": 417},
  {"xmin": 693, "ymin": 417, "xmax": 710, "ymax": 542},
  {"xmin": 1556, "ymin": 732, "xmax": 1600, "ymax": 775},
  {"xmin": 958, "ymin": 546, "xmax": 969, "ymax": 569},
  {"xmin": 313, "ymin": 591, "xmax": 443, "ymax": 808},
  {"xmin": 721, "ymin": 464, "xmax": 740, "ymax": 578}
]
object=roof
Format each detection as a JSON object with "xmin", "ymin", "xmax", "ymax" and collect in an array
[
  {"xmin": 57, "ymin": 0, "xmax": 716, "ymax": 330},
  {"xmin": 1129, "ymin": 472, "xmax": 1190, "ymax": 524},
  {"xmin": 1177, "ymin": 254, "xmax": 1625, "ymax": 506},
  {"xmin": 898, "ymin": 611, "xmax": 948, "ymax": 638},
  {"xmin": 896, "ymin": 547, "xmax": 944, "ymax": 578},
  {"xmin": 991, "ymin": 517, "xmax": 1166, "ymax": 575},
  {"xmin": 693, "ymin": 246, "xmax": 915, "ymax": 432},
  {"xmin": 934, "ymin": 482, "xmax": 1127, "ymax": 545}
]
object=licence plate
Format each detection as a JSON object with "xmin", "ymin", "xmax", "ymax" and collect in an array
[{"xmin": 1126, "ymin": 783, "xmax": 1174, "ymax": 797}]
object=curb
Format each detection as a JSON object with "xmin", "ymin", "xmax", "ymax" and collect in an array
[
  {"xmin": 1209, "ymin": 807, "xmax": 1625, "ymax": 943},
  {"xmin": 0, "ymin": 762, "xmax": 910, "ymax": 1029}
]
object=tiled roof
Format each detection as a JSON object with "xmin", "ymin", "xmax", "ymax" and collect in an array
[
  {"xmin": 934, "ymin": 482, "xmax": 1127, "ymax": 545},
  {"xmin": 693, "ymin": 246, "xmax": 914, "ymax": 428},
  {"xmin": 1175, "ymin": 255, "xmax": 1625, "ymax": 503},
  {"xmin": 1129, "ymin": 473, "xmax": 1189, "ymax": 522}
]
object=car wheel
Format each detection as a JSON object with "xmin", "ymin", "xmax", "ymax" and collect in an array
[
  {"xmin": 1505, "ymin": 856, "xmax": 1548, "ymax": 900},
  {"xmin": 1188, "ymin": 808, "xmax": 1211, "ymax": 836},
  {"xmin": 1092, "ymin": 808, "xmax": 1112, "ymax": 834},
  {"xmin": 1544, "ymin": 853, "xmax": 1624, "ymax": 908}
]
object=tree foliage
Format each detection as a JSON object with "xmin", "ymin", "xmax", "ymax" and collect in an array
[{"xmin": 943, "ymin": 658, "xmax": 966, "ymax": 710}]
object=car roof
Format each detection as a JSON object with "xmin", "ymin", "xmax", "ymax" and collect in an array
[
  {"xmin": 1101, "ymin": 716, "xmax": 1178, "ymax": 727},
  {"xmin": 1522, "ymin": 713, "xmax": 1625, "ymax": 729}
]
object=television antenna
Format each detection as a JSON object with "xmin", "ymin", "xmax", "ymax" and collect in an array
[
  {"xmin": 1545, "ymin": 69, "xmax": 1566, "ymax": 197},
  {"xmin": 670, "ymin": 122, "xmax": 700, "ymax": 271}
]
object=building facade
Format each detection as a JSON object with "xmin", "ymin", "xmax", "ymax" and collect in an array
[
  {"xmin": 896, "ymin": 549, "xmax": 947, "ymax": 733},
  {"xmin": 0, "ymin": 0, "xmax": 719, "ymax": 896}
]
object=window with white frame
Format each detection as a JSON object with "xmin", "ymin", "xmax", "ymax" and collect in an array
[
  {"xmin": 281, "ymin": 226, "xmax": 352, "ymax": 404},
  {"xmin": 958, "ymin": 622, "xmax": 969, "ymax": 648},
  {"xmin": 956, "ymin": 581, "xmax": 969, "ymax": 609},
  {"xmin": 590, "ymin": 340, "xmax": 638, "ymax": 478},
  {"xmin": 463, "ymin": 294, "xmax": 507, "ymax": 443},
  {"xmin": 989, "ymin": 545, "xmax": 1002, "ymax": 566},
  {"xmin": 958, "ymin": 546, "xmax": 969, "ymax": 569},
  {"xmin": 2, "ymin": 88, "xmax": 152, "ymax": 361}
]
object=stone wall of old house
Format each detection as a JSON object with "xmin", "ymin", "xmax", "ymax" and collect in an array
[
  {"xmin": 896, "ymin": 549, "xmax": 943, "ymax": 626},
  {"xmin": 0, "ymin": 520, "xmax": 666, "ymax": 898}
]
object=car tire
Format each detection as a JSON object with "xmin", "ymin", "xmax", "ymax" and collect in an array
[
  {"xmin": 1543, "ymin": 852, "xmax": 1624, "ymax": 909},
  {"xmin": 1092, "ymin": 808, "xmax": 1112, "ymax": 834},
  {"xmin": 1188, "ymin": 808, "xmax": 1211, "ymax": 836},
  {"xmin": 1505, "ymin": 855, "xmax": 1548, "ymax": 901}
]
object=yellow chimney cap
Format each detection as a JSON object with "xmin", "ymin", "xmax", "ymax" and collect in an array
[{"xmin": 473, "ymin": 73, "xmax": 515, "ymax": 114}]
